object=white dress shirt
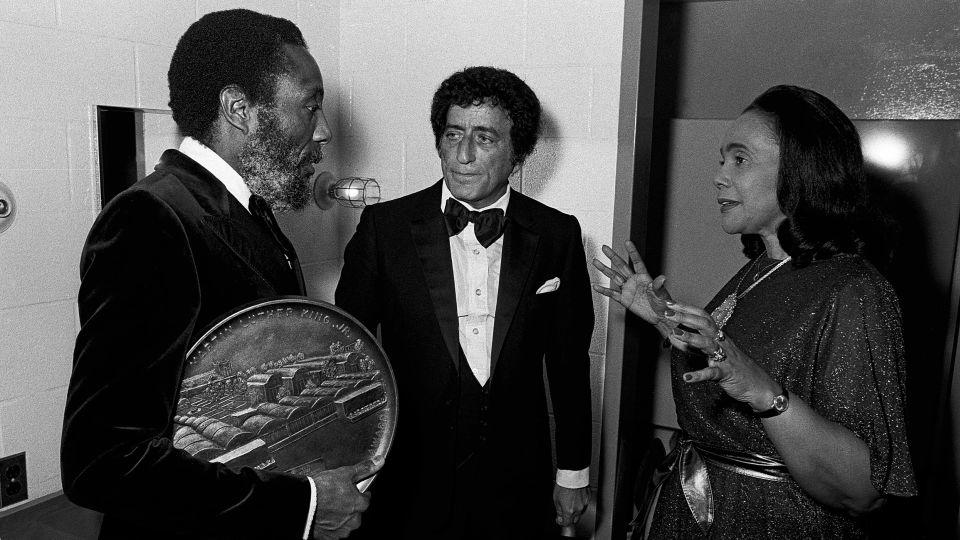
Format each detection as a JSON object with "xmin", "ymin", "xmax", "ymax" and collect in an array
[
  {"xmin": 178, "ymin": 137, "xmax": 253, "ymax": 212},
  {"xmin": 178, "ymin": 137, "xmax": 319, "ymax": 539},
  {"xmin": 441, "ymin": 183, "xmax": 589, "ymax": 489}
]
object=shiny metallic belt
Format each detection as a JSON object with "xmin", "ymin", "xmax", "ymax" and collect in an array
[{"xmin": 636, "ymin": 435, "xmax": 792, "ymax": 536}]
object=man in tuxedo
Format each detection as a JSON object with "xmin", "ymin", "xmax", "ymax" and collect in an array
[
  {"xmin": 61, "ymin": 10, "xmax": 373, "ymax": 539},
  {"xmin": 336, "ymin": 66, "xmax": 593, "ymax": 539}
]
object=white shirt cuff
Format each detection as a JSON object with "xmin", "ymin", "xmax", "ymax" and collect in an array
[
  {"xmin": 303, "ymin": 476, "xmax": 318, "ymax": 540},
  {"xmin": 556, "ymin": 467, "xmax": 590, "ymax": 489}
]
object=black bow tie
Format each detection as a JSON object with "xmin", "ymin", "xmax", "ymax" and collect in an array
[{"xmin": 443, "ymin": 198, "xmax": 506, "ymax": 248}]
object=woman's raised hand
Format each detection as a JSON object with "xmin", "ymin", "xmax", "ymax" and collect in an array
[
  {"xmin": 592, "ymin": 241, "xmax": 676, "ymax": 339},
  {"xmin": 662, "ymin": 299, "xmax": 781, "ymax": 411}
]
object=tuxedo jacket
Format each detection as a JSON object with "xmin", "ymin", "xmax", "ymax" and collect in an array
[
  {"xmin": 61, "ymin": 150, "xmax": 309, "ymax": 539},
  {"xmin": 335, "ymin": 180, "xmax": 594, "ymax": 538}
]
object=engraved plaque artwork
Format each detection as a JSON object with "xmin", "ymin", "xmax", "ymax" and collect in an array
[{"xmin": 175, "ymin": 297, "xmax": 396, "ymax": 487}]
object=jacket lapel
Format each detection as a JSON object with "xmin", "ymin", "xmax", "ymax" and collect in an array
[
  {"xmin": 410, "ymin": 183, "xmax": 461, "ymax": 372},
  {"xmin": 490, "ymin": 197, "xmax": 540, "ymax": 377},
  {"xmin": 157, "ymin": 150, "xmax": 299, "ymax": 295}
]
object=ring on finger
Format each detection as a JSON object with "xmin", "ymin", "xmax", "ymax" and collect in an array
[{"xmin": 708, "ymin": 344, "xmax": 727, "ymax": 363}]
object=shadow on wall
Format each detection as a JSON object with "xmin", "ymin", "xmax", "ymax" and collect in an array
[{"xmin": 520, "ymin": 110, "xmax": 561, "ymax": 198}]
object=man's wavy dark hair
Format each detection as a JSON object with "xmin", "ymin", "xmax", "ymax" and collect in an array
[
  {"xmin": 741, "ymin": 85, "xmax": 891, "ymax": 269},
  {"xmin": 430, "ymin": 66, "xmax": 541, "ymax": 165},
  {"xmin": 168, "ymin": 9, "xmax": 306, "ymax": 144}
]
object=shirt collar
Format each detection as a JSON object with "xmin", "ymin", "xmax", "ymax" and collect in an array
[
  {"xmin": 440, "ymin": 180, "xmax": 511, "ymax": 214},
  {"xmin": 178, "ymin": 136, "xmax": 252, "ymax": 212}
]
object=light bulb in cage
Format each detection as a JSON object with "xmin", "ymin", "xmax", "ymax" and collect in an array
[{"xmin": 313, "ymin": 172, "xmax": 381, "ymax": 210}]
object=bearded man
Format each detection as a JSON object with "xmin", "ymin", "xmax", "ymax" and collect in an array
[{"xmin": 61, "ymin": 9, "xmax": 373, "ymax": 540}]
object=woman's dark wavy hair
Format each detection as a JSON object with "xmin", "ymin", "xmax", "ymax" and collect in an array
[
  {"xmin": 741, "ymin": 85, "xmax": 890, "ymax": 269},
  {"xmin": 430, "ymin": 66, "xmax": 541, "ymax": 165},
  {"xmin": 168, "ymin": 9, "xmax": 306, "ymax": 144}
]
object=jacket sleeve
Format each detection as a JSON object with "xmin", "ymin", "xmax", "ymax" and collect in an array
[
  {"xmin": 543, "ymin": 215, "xmax": 594, "ymax": 471},
  {"xmin": 61, "ymin": 190, "xmax": 310, "ymax": 539},
  {"xmin": 335, "ymin": 205, "xmax": 382, "ymax": 333}
]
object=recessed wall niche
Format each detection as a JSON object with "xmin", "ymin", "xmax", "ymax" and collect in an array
[{"xmin": 96, "ymin": 106, "xmax": 181, "ymax": 208}]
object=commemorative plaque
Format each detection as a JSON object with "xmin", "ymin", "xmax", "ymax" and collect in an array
[{"xmin": 174, "ymin": 297, "xmax": 396, "ymax": 489}]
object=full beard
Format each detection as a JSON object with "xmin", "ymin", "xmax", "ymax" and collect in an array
[{"xmin": 237, "ymin": 107, "xmax": 314, "ymax": 213}]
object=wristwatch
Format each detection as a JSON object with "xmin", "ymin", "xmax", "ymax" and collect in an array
[{"xmin": 756, "ymin": 387, "xmax": 790, "ymax": 418}]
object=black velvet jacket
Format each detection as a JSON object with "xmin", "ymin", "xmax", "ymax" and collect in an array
[{"xmin": 62, "ymin": 150, "xmax": 308, "ymax": 539}]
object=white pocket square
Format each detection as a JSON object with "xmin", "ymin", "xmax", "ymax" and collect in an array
[{"xmin": 536, "ymin": 277, "xmax": 561, "ymax": 294}]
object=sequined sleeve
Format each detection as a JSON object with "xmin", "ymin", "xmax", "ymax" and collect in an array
[{"xmin": 808, "ymin": 271, "xmax": 918, "ymax": 497}]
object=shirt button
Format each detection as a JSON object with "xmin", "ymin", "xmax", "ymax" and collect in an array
[
  {"xmin": 473, "ymin": 249, "xmax": 480, "ymax": 255},
  {"xmin": 475, "ymin": 289, "xmax": 482, "ymax": 296},
  {"xmin": 472, "ymin": 328, "xmax": 479, "ymax": 335}
]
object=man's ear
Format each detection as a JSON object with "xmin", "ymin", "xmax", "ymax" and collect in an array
[{"xmin": 219, "ymin": 85, "xmax": 252, "ymax": 135}]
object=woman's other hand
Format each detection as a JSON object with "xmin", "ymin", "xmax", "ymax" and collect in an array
[
  {"xmin": 664, "ymin": 300, "xmax": 782, "ymax": 411},
  {"xmin": 592, "ymin": 241, "xmax": 678, "ymax": 341}
]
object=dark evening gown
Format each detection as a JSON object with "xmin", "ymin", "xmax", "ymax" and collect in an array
[{"xmin": 649, "ymin": 253, "xmax": 917, "ymax": 538}]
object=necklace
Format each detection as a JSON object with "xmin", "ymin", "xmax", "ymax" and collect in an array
[
  {"xmin": 752, "ymin": 257, "xmax": 784, "ymax": 281},
  {"xmin": 711, "ymin": 253, "xmax": 792, "ymax": 329}
]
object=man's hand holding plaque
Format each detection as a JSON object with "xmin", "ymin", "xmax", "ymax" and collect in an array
[{"xmin": 311, "ymin": 459, "xmax": 379, "ymax": 539}]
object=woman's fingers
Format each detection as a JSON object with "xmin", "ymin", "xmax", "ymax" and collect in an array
[
  {"xmin": 592, "ymin": 258, "xmax": 624, "ymax": 284},
  {"xmin": 592, "ymin": 283, "xmax": 621, "ymax": 301},
  {"xmin": 664, "ymin": 308, "xmax": 712, "ymax": 335},
  {"xmin": 663, "ymin": 301, "xmax": 721, "ymax": 340},
  {"xmin": 670, "ymin": 325, "xmax": 720, "ymax": 352},
  {"xmin": 664, "ymin": 299, "xmax": 712, "ymax": 319},
  {"xmin": 601, "ymin": 244, "xmax": 634, "ymax": 278},
  {"xmin": 625, "ymin": 241, "xmax": 650, "ymax": 277},
  {"xmin": 651, "ymin": 274, "xmax": 667, "ymax": 291},
  {"xmin": 683, "ymin": 366, "xmax": 722, "ymax": 383}
]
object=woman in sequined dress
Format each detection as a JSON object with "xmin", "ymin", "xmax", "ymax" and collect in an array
[{"xmin": 594, "ymin": 85, "xmax": 916, "ymax": 538}]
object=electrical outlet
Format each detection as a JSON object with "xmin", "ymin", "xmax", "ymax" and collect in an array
[{"xmin": 0, "ymin": 452, "xmax": 27, "ymax": 508}]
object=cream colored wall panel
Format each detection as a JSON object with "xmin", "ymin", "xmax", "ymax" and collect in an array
[
  {"xmin": 301, "ymin": 259, "xmax": 344, "ymax": 303},
  {"xmin": 338, "ymin": 135, "xmax": 405, "ymax": 201},
  {"xmin": 404, "ymin": 0, "xmax": 526, "ymax": 69},
  {"xmin": 0, "ymin": 119, "xmax": 67, "ymax": 170},
  {"xmin": 135, "ymin": 45, "xmax": 175, "ymax": 110},
  {"xmin": 522, "ymin": 65, "xmax": 593, "ymax": 139},
  {"xmin": 527, "ymin": 0, "xmax": 597, "ymax": 66},
  {"xmin": 0, "ymin": 27, "xmax": 136, "ymax": 121},
  {"xmin": 591, "ymin": 0, "xmax": 625, "ymax": 65},
  {"xmin": 69, "ymin": 166, "xmax": 96, "ymax": 216},
  {"xmin": 59, "ymin": 0, "xmax": 196, "ymax": 46},
  {"xmin": 67, "ymin": 119, "xmax": 93, "ymax": 177},
  {"xmin": 523, "ymin": 138, "xmax": 617, "ymax": 215},
  {"xmin": 198, "ymin": 0, "xmax": 297, "ymax": 22},
  {"xmin": 62, "ymin": 34, "xmax": 138, "ymax": 115},
  {"xmin": 0, "ymin": 302, "xmax": 76, "ymax": 400},
  {"xmin": 404, "ymin": 136, "xmax": 445, "ymax": 195},
  {"xmin": 590, "ymin": 293, "xmax": 608, "ymax": 356},
  {"xmin": 589, "ymin": 352, "xmax": 605, "ymax": 420},
  {"xmin": 590, "ymin": 63, "xmax": 622, "ymax": 141},
  {"xmin": 0, "ymin": 0, "xmax": 56, "ymax": 28},
  {"xmin": 0, "ymin": 387, "xmax": 69, "ymax": 501}
]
